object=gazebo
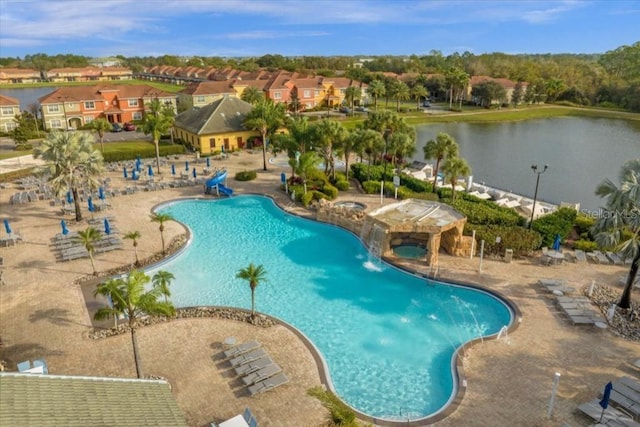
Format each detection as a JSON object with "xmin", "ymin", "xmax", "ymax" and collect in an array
[{"xmin": 361, "ymin": 199, "xmax": 470, "ymax": 266}]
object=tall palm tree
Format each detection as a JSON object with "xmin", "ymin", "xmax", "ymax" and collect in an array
[
  {"xmin": 441, "ymin": 156, "xmax": 472, "ymax": 200},
  {"xmin": 150, "ymin": 212, "xmax": 174, "ymax": 255},
  {"xmin": 244, "ymin": 99, "xmax": 287, "ymax": 171},
  {"xmin": 423, "ymin": 132, "xmax": 459, "ymax": 193},
  {"xmin": 357, "ymin": 128, "xmax": 385, "ymax": 181},
  {"xmin": 93, "ymin": 270, "xmax": 175, "ymax": 378},
  {"xmin": 342, "ymin": 129, "xmax": 365, "ymax": 181},
  {"xmin": 91, "ymin": 118, "xmax": 113, "ymax": 153},
  {"xmin": 152, "ymin": 270, "xmax": 175, "ymax": 304},
  {"xmin": 312, "ymin": 119, "xmax": 347, "ymax": 179},
  {"xmin": 34, "ymin": 130, "xmax": 104, "ymax": 221},
  {"xmin": 124, "ymin": 231, "xmax": 141, "ymax": 266},
  {"xmin": 240, "ymin": 86, "xmax": 265, "ymax": 105},
  {"xmin": 368, "ymin": 80, "xmax": 386, "ymax": 110},
  {"xmin": 411, "ymin": 85, "xmax": 429, "ymax": 110},
  {"xmin": 344, "ymin": 86, "xmax": 361, "ymax": 111},
  {"xmin": 294, "ymin": 151, "xmax": 322, "ymax": 190},
  {"xmin": 592, "ymin": 159, "xmax": 640, "ymax": 309},
  {"xmin": 236, "ymin": 263, "xmax": 267, "ymax": 318},
  {"xmin": 142, "ymin": 98, "xmax": 175, "ymax": 174},
  {"xmin": 77, "ymin": 227, "xmax": 102, "ymax": 275},
  {"xmin": 93, "ymin": 277, "xmax": 122, "ymax": 329},
  {"xmin": 393, "ymin": 81, "xmax": 410, "ymax": 112}
]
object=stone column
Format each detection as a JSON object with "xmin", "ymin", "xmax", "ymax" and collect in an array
[{"xmin": 427, "ymin": 233, "xmax": 441, "ymax": 266}]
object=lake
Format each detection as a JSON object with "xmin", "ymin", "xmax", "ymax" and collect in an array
[
  {"xmin": 414, "ymin": 117, "xmax": 640, "ymax": 211},
  {"xmin": 0, "ymin": 86, "xmax": 58, "ymax": 112}
]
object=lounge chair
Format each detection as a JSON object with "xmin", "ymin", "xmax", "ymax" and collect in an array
[
  {"xmin": 242, "ymin": 408, "xmax": 258, "ymax": 427},
  {"xmin": 234, "ymin": 356, "xmax": 274, "ymax": 376},
  {"xmin": 242, "ymin": 363, "xmax": 282, "ymax": 386},
  {"xmin": 17, "ymin": 360, "xmax": 31, "ymax": 372},
  {"xmin": 577, "ymin": 398, "xmax": 637, "ymax": 425},
  {"xmin": 248, "ymin": 372, "xmax": 289, "ymax": 396},
  {"xmin": 223, "ymin": 340, "xmax": 260, "ymax": 359},
  {"xmin": 229, "ymin": 348, "xmax": 267, "ymax": 367},
  {"xmin": 32, "ymin": 359, "xmax": 48, "ymax": 374}
]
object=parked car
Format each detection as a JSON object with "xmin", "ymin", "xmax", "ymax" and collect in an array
[
  {"xmin": 123, "ymin": 122, "xmax": 136, "ymax": 131},
  {"xmin": 339, "ymin": 106, "xmax": 351, "ymax": 114},
  {"xmin": 111, "ymin": 123, "xmax": 123, "ymax": 132},
  {"xmin": 422, "ymin": 101, "xmax": 431, "ymax": 108},
  {"xmin": 355, "ymin": 106, "xmax": 369, "ymax": 113}
]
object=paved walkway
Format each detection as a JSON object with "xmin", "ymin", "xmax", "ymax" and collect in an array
[{"xmin": 1, "ymin": 150, "xmax": 638, "ymax": 426}]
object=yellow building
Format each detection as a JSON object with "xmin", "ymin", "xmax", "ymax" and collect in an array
[
  {"xmin": 173, "ymin": 96, "xmax": 259, "ymax": 155},
  {"xmin": 0, "ymin": 94, "xmax": 20, "ymax": 132}
]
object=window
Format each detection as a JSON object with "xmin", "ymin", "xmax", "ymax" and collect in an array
[
  {"xmin": 51, "ymin": 119, "xmax": 62, "ymax": 128},
  {"xmin": 47, "ymin": 105, "xmax": 60, "ymax": 113},
  {"xmin": 274, "ymin": 91, "xmax": 282, "ymax": 99},
  {"xmin": 84, "ymin": 116, "xmax": 94, "ymax": 124},
  {"xmin": 84, "ymin": 101, "xmax": 95, "ymax": 109},
  {"xmin": 5, "ymin": 122, "xmax": 16, "ymax": 131},
  {"xmin": 315, "ymin": 90, "xmax": 320, "ymax": 96},
  {"xmin": 196, "ymin": 96, "xmax": 205, "ymax": 103},
  {"xmin": 128, "ymin": 99, "xmax": 139, "ymax": 107},
  {"xmin": 339, "ymin": 89, "xmax": 345, "ymax": 94},
  {"xmin": 1, "ymin": 107, "xmax": 14, "ymax": 116},
  {"xmin": 132, "ymin": 111, "xmax": 143, "ymax": 120},
  {"xmin": 209, "ymin": 138, "xmax": 216, "ymax": 148},
  {"xmin": 303, "ymin": 90, "xmax": 311, "ymax": 98}
]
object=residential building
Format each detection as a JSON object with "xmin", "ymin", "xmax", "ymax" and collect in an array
[
  {"xmin": 44, "ymin": 67, "xmax": 133, "ymax": 82},
  {"xmin": 465, "ymin": 76, "xmax": 528, "ymax": 105},
  {"xmin": 0, "ymin": 94, "xmax": 20, "ymax": 132},
  {"xmin": 177, "ymin": 80, "xmax": 238, "ymax": 110},
  {"xmin": 0, "ymin": 68, "xmax": 42, "ymax": 84},
  {"xmin": 173, "ymin": 96, "xmax": 258, "ymax": 154},
  {"xmin": 38, "ymin": 85, "xmax": 176, "ymax": 130},
  {"xmin": 88, "ymin": 57, "xmax": 123, "ymax": 68}
]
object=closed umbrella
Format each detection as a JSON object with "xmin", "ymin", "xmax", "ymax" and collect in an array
[
  {"xmin": 136, "ymin": 161, "xmax": 141, "ymax": 172},
  {"xmin": 3, "ymin": 219, "xmax": 11, "ymax": 235},
  {"xmin": 98, "ymin": 187, "xmax": 105, "ymax": 200},
  {"xmin": 192, "ymin": 168, "xmax": 197, "ymax": 178},
  {"xmin": 599, "ymin": 381, "xmax": 613, "ymax": 422},
  {"xmin": 148, "ymin": 164, "xmax": 154, "ymax": 176},
  {"xmin": 132, "ymin": 170, "xmax": 138, "ymax": 181},
  {"xmin": 185, "ymin": 161, "xmax": 189, "ymax": 171},
  {"xmin": 171, "ymin": 164, "xmax": 176, "ymax": 175},
  {"xmin": 206, "ymin": 157, "xmax": 210, "ymax": 168},
  {"xmin": 123, "ymin": 167, "xmax": 128, "ymax": 178},
  {"xmin": 88, "ymin": 197, "xmax": 95, "ymax": 212},
  {"xmin": 66, "ymin": 191, "xmax": 73, "ymax": 204},
  {"xmin": 552, "ymin": 234, "xmax": 561, "ymax": 251},
  {"xmin": 61, "ymin": 220, "xmax": 69, "ymax": 235},
  {"xmin": 104, "ymin": 218, "xmax": 111, "ymax": 235}
]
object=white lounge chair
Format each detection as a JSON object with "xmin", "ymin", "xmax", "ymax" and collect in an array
[
  {"xmin": 229, "ymin": 348, "xmax": 267, "ymax": 367},
  {"xmin": 242, "ymin": 363, "xmax": 282, "ymax": 386},
  {"xmin": 248, "ymin": 372, "xmax": 289, "ymax": 395},
  {"xmin": 234, "ymin": 356, "xmax": 274, "ymax": 376},
  {"xmin": 224, "ymin": 340, "xmax": 260, "ymax": 359}
]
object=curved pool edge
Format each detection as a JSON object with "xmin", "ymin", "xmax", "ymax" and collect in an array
[{"xmin": 153, "ymin": 194, "xmax": 523, "ymax": 426}]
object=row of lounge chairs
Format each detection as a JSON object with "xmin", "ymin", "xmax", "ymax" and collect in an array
[
  {"xmin": 537, "ymin": 279, "xmax": 606, "ymax": 326},
  {"xmin": 578, "ymin": 376, "xmax": 640, "ymax": 426},
  {"xmin": 542, "ymin": 248, "xmax": 632, "ymax": 267},
  {"xmin": 222, "ymin": 340, "xmax": 289, "ymax": 396}
]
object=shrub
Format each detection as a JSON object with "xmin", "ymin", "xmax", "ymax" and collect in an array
[
  {"xmin": 449, "ymin": 198, "xmax": 523, "ymax": 226},
  {"xmin": 574, "ymin": 213, "xmax": 595, "ymax": 235},
  {"xmin": 531, "ymin": 207, "xmax": 577, "ymax": 247},
  {"xmin": 361, "ymin": 180, "xmax": 380, "ymax": 194},
  {"xmin": 334, "ymin": 179, "xmax": 350, "ymax": 191},
  {"xmin": 573, "ymin": 239, "xmax": 598, "ymax": 252},
  {"xmin": 321, "ymin": 184, "xmax": 338, "ymax": 200},
  {"xmin": 300, "ymin": 191, "xmax": 313, "ymax": 207},
  {"xmin": 101, "ymin": 144, "xmax": 185, "ymax": 162},
  {"xmin": 235, "ymin": 170, "xmax": 257, "ymax": 181},
  {"xmin": 308, "ymin": 386, "xmax": 357, "ymax": 427},
  {"xmin": 464, "ymin": 224, "xmax": 542, "ymax": 257}
]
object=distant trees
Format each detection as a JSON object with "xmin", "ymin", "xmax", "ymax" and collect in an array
[{"xmin": 471, "ymin": 80, "xmax": 507, "ymax": 107}]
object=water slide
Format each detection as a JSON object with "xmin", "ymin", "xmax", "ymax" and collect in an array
[
  {"xmin": 205, "ymin": 170, "xmax": 232, "ymax": 196},
  {"xmin": 217, "ymin": 184, "xmax": 233, "ymax": 196}
]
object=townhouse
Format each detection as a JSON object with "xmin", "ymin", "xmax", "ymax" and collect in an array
[
  {"xmin": 0, "ymin": 94, "xmax": 20, "ymax": 132},
  {"xmin": 38, "ymin": 85, "xmax": 175, "ymax": 130},
  {"xmin": 0, "ymin": 68, "xmax": 43, "ymax": 84},
  {"xmin": 44, "ymin": 67, "xmax": 133, "ymax": 82}
]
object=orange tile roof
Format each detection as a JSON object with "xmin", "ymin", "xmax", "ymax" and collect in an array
[
  {"xmin": 38, "ymin": 84, "xmax": 174, "ymax": 104},
  {"xmin": 178, "ymin": 81, "xmax": 237, "ymax": 95},
  {"xmin": 0, "ymin": 94, "xmax": 20, "ymax": 105}
]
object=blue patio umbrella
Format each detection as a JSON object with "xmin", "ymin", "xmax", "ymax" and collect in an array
[
  {"xmin": 552, "ymin": 234, "xmax": 561, "ymax": 251},
  {"xmin": 136, "ymin": 162, "xmax": 141, "ymax": 172},
  {"xmin": 88, "ymin": 197, "xmax": 95, "ymax": 212},
  {"xmin": 98, "ymin": 187, "xmax": 105, "ymax": 200},
  {"xmin": 132, "ymin": 170, "xmax": 138, "ymax": 181},
  {"xmin": 3, "ymin": 219, "xmax": 11, "ymax": 235},
  {"xmin": 599, "ymin": 381, "xmax": 613, "ymax": 422},
  {"xmin": 206, "ymin": 157, "xmax": 211, "ymax": 167},
  {"xmin": 123, "ymin": 167, "xmax": 128, "ymax": 178},
  {"xmin": 192, "ymin": 168, "xmax": 197, "ymax": 178},
  {"xmin": 185, "ymin": 161, "xmax": 189, "ymax": 171},
  {"xmin": 61, "ymin": 220, "xmax": 69, "ymax": 235},
  {"xmin": 148, "ymin": 164, "xmax": 154, "ymax": 176},
  {"xmin": 171, "ymin": 164, "xmax": 176, "ymax": 175},
  {"xmin": 66, "ymin": 191, "xmax": 73, "ymax": 204},
  {"xmin": 104, "ymin": 218, "xmax": 111, "ymax": 235}
]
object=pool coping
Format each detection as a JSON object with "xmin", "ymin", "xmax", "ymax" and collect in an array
[{"xmin": 147, "ymin": 194, "xmax": 523, "ymax": 426}]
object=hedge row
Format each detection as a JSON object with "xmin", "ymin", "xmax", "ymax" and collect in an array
[
  {"xmin": 101, "ymin": 144, "xmax": 185, "ymax": 162},
  {"xmin": 464, "ymin": 224, "xmax": 543, "ymax": 257},
  {"xmin": 531, "ymin": 207, "xmax": 577, "ymax": 248}
]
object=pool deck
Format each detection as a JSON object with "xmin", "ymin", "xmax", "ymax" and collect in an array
[{"xmin": 1, "ymin": 150, "xmax": 639, "ymax": 426}]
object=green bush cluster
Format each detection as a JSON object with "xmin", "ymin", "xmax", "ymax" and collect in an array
[
  {"xmin": 574, "ymin": 213, "xmax": 595, "ymax": 235},
  {"xmin": 465, "ymin": 224, "xmax": 543, "ymax": 256},
  {"xmin": 322, "ymin": 184, "xmax": 338, "ymax": 199},
  {"xmin": 450, "ymin": 198, "xmax": 523, "ymax": 226},
  {"xmin": 531, "ymin": 207, "xmax": 577, "ymax": 248},
  {"xmin": 307, "ymin": 386, "xmax": 357, "ymax": 427},
  {"xmin": 235, "ymin": 170, "xmax": 257, "ymax": 181},
  {"xmin": 361, "ymin": 180, "xmax": 380, "ymax": 194},
  {"xmin": 573, "ymin": 239, "xmax": 598, "ymax": 252},
  {"xmin": 101, "ymin": 144, "xmax": 185, "ymax": 162}
]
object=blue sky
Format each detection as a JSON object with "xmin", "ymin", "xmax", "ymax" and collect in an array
[{"xmin": 0, "ymin": 0, "xmax": 638, "ymax": 58}]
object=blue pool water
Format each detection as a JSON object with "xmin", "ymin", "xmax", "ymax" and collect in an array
[{"xmin": 152, "ymin": 196, "xmax": 513, "ymax": 420}]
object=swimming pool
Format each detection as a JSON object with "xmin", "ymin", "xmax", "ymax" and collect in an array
[{"xmin": 152, "ymin": 196, "xmax": 513, "ymax": 421}]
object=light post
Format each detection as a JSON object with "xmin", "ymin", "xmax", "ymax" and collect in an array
[{"xmin": 529, "ymin": 164, "xmax": 548, "ymax": 229}]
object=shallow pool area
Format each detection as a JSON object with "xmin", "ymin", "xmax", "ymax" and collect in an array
[
  {"xmin": 393, "ymin": 244, "xmax": 427, "ymax": 259},
  {"xmin": 151, "ymin": 196, "xmax": 514, "ymax": 421}
]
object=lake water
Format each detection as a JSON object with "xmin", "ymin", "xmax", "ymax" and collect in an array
[
  {"xmin": 0, "ymin": 87, "xmax": 57, "ymax": 111},
  {"xmin": 414, "ymin": 117, "xmax": 640, "ymax": 211}
]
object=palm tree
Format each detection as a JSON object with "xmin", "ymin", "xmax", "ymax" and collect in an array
[
  {"xmin": 411, "ymin": 85, "xmax": 429, "ymax": 110},
  {"xmin": 244, "ymin": 99, "xmax": 287, "ymax": 171},
  {"xmin": 357, "ymin": 129, "xmax": 385, "ymax": 181},
  {"xmin": 344, "ymin": 86, "xmax": 361, "ymax": 111},
  {"xmin": 342, "ymin": 129, "xmax": 365, "ymax": 181},
  {"xmin": 93, "ymin": 270, "xmax": 175, "ymax": 378},
  {"xmin": 441, "ymin": 156, "xmax": 472, "ymax": 200},
  {"xmin": 76, "ymin": 227, "xmax": 102, "ymax": 275},
  {"xmin": 294, "ymin": 151, "xmax": 322, "ymax": 190},
  {"xmin": 93, "ymin": 277, "xmax": 123, "ymax": 329},
  {"xmin": 142, "ymin": 98, "xmax": 175, "ymax": 174},
  {"xmin": 368, "ymin": 80, "xmax": 386, "ymax": 110},
  {"xmin": 312, "ymin": 119, "xmax": 347, "ymax": 179},
  {"xmin": 592, "ymin": 159, "xmax": 640, "ymax": 309},
  {"xmin": 393, "ymin": 81, "xmax": 410, "ymax": 112},
  {"xmin": 241, "ymin": 86, "xmax": 265, "ymax": 105},
  {"xmin": 124, "ymin": 231, "xmax": 141, "ymax": 266},
  {"xmin": 236, "ymin": 263, "xmax": 267, "ymax": 318},
  {"xmin": 423, "ymin": 132, "xmax": 459, "ymax": 193},
  {"xmin": 91, "ymin": 118, "xmax": 113, "ymax": 153},
  {"xmin": 150, "ymin": 212, "xmax": 174, "ymax": 255},
  {"xmin": 152, "ymin": 270, "xmax": 175, "ymax": 304},
  {"xmin": 34, "ymin": 130, "xmax": 104, "ymax": 221}
]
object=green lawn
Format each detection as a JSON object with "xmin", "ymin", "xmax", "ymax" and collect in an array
[
  {"xmin": 0, "ymin": 79, "xmax": 184, "ymax": 93},
  {"xmin": 0, "ymin": 140, "xmax": 159, "ymax": 160}
]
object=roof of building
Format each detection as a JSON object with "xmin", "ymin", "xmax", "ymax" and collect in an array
[
  {"xmin": 368, "ymin": 199, "xmax": 466, "ymax": 231},
  {"xmin": 174, "ymin": 96, "xmax": 253, "ymax": 135},
  {"xmin": 38, "ymin": 85, "xmax": 174, "ymax": 104},
  {"xmin": 178, "ymin": 80, "xmax": 237, "ymax": 96},
  {"xmin": 0, "ymin": 373, "xmax": 188, "ymax": 427},
  {"xmin": 0, "ymin": 94, "xmax": 20, "ymax": 105}
]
